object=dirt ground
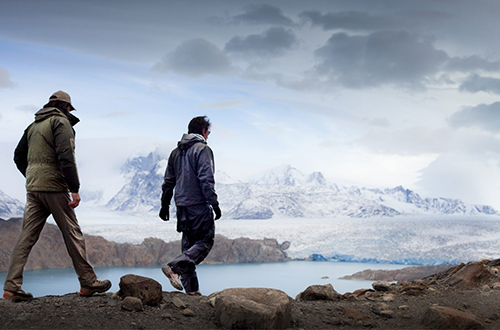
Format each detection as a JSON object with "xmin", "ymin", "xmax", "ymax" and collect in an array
[{"xmin": 1, "ymin": 283, "xmax": 500, "ymax": 329}]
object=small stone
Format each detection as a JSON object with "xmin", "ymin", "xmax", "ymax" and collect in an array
[
  {"xmin": 182, "ymin": 308, "xmax": 196, "ymax": 317},
  {"xmin": 54, "ymin": 303, "xmax": 61, "ymax": 308},
  {"xmin": 379, "ymin": 310, "xmax": 394, "ymax": 318},
  {"xmin": 398, "ymin": 305, "xmax": 410, "ymax": 310},
  {"xmin": 492, "ymin": 283, "xmax": 500, "ymax": 290},
  {"xmin": 482, "ymin": 284, "xmax": 491, "ymax": 291},
  {"xmin": 382, "ymin": 293, "xmax": 395, "ymax": 302},
  {"xmin": 121, "ymin": 296, "xmax": 144, "ymax": 312},
  {"xmin": 171, "ymin": 297, "xmax": 187, "ymax": 309},
  {"xmin": 485, "ymin": 318, "xmax": 492, "ymax": 323},
  {"xmin": 161, "ymin": 312, "xmax": 173, "ymax": 319}
]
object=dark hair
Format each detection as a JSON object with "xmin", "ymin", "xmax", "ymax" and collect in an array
[
  {"xmin": 43, "ymin": 100, "xmax": 71, "ymax": 112},
  {"xmin": 188, "ymin": 116, "xmax": 211, "ymax": 135}
]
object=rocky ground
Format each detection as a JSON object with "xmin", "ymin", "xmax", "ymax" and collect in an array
[{"xmin": 2, "ymin": 260, "xmax": 500, "ymax": 329}]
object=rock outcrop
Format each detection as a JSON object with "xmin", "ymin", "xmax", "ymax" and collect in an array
[
  {"xmin": 212, "ymin": 288, "xmax": 292, "ymax": 329},
  {"xmin": 295, "ymin": 283, "xmax": 341, "ymax": 301},
  {"xmin": 118, "ymin": 274, "xmax": 163, "ymax": 306},
  {"xmin": 0, "ymin": 217, "xmax": 289, "ymax": 272}
]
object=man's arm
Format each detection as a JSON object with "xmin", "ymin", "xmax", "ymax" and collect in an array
[
  {"xmin": 160, "ymin": 151, "xmax": 176, "ymax": 221},
  {"xmin": 197, "ymin": 146, "xmax": 221, "ymax": 219},
  {"xmin": 53, "ymin": 118, "xmax": 80, "ymax": 193},
  {"xmin": 13, "ymin": 129, "xmax": 29, "ymax": 177}
]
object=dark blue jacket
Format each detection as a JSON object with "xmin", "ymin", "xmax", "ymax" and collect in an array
[{"xmin": 161, "ymin": 134, "xmax": 218, "ymax": 207}]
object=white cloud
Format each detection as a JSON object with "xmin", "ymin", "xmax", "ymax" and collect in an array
[{"xmin": 417, "ymin": 153, "xmax": 500, "ymax": 208}]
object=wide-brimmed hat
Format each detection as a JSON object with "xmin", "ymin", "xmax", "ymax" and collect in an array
[{"xmin": 49, "ymin": 90, "xmax": 76, "ymax": 111}]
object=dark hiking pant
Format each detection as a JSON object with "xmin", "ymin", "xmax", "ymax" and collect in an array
[
  {"xmin": 168, "ymin": 204, "xmax": 215, "ymax": 293},
  {"xmin": 4, "ymin": 192, "xmax": 97, "ymax": 292}
]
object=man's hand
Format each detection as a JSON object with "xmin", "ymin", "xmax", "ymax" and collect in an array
[
  {"xmin": 213, "ymin": 204, "xmax": 222, "ymax": 220},
  {"xmin": 69, "ymin": 192, "xmax": 81, "ymax": 208},
  {"xmin": 159, "ymin": 206, "xmax": 169, "ymax": 221}
]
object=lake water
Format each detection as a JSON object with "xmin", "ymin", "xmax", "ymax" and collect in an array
[{"xmin": 0, "ymin": 261, "xmax": 414, "ymax": 298}]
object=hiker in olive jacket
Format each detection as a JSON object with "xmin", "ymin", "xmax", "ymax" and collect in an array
[
  {"xmin": 3, "ymin": 91, "xmax": 111, "ymax": 302},
  {"xmin": 160, "ymin": 116, "xmax": 221, "ymax": 295}
]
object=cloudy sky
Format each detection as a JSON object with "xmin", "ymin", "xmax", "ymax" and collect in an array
[{"xmin": 1, "ymin": 0, "xmax": 500, "ymax": 209}]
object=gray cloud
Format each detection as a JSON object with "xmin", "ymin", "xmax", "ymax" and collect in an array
[
  {"xmin": 230, "ymin": 4, "xmax": 295, "ymax": 26},
  {"xmin": 0, "ymin": 67, "xmax": 15, "ymax": 88},
  {"xmin": 448, "ymin": 102, "xmax": 500, "ymax": 133},
  {"xmin": 445, "ymin": 56, "xmax": 500, "ymax": 72},
  {"xmin": 153, "ymin": 39, "xmax": 232, "ymax": 77},
  {"xmin": 459, "ymin": 74, "xmax": 500, "ymax": 94},
  {"xmin": 300, "ymin": 10, "xmax": 398, "ymax": 31},
  {"xmin": 225, "ymin": 27, "xmax": 298, "ymax": 57},
  {"xmin": 314, "ymin": 31, "xmax": 448, "ymax": 89}
]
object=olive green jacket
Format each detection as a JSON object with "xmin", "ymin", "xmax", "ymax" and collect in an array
[{"xmin": 14, "ymin": 107, "xmax": 80, "ymax": 193}]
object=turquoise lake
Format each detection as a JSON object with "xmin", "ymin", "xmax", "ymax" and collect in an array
[{"xmin": 0, "ymin": 261, "xmax": 415, "ymax": 297}]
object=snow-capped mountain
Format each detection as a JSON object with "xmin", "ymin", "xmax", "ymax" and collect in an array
[
  {"xmin": 0, "ymin": 189, "xmax": 24, "ymax": 219},
  {"xmin": 106, "ymin": 152, "xmax": 498, "ymax": 218}
]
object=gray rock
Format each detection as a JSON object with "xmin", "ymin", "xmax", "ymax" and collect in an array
[
  {"xmin": 295, "ymin": 284, "xmax": 341, "ymax": 301},
  {"xmin": 214, "ymin": 288, "xmax": 292, "ymax": 329},
  {"xmin": 372, "ymin": 281, "xmax": 391, "ymax": 292},
  {"xmin": 421, "ymin": 306, "xmax": 484, "ymax": 329},
  {"xmin": 121, "ymin": 296, "xmax": 143, "ymax": 312},
  {"xmin": 118, "ymin": 274, "xmax": 163, "ymax": 306},
  {"xmin": 182, "ymin": 308, "xmax": 196, "ymax": 317},
  {"xmin": 171, "ymin": 297, "xmax": 187, "ymax": 309}
]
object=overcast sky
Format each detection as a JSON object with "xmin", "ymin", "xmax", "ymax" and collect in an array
[{"xmin": 1, "ymin": 0, "xmax": 500, "ymax": 209}]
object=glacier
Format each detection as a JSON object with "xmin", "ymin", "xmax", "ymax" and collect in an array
[{"xmin": 76, "ymin": 205, "xmax": 500, "ymax": 267}]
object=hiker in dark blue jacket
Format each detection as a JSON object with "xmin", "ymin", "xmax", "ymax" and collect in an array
[{"xmin": 159, "ymin": 116, "xmax": 221, "ymax": 295}]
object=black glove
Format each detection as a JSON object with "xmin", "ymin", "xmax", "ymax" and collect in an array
[
  {"xmin": 159, "ymin": 206, "xmax": 169, "ymax": 221},
  {"xmin": 213, "ymin": 204, "xmax": 222, "ymax": 220}
]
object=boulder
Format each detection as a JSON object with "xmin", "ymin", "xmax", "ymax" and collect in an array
[
  {"xmin": 295, "ymin": 284, "xmax": 341, "ymax": 301},
  {"xmin": 121, "ymin": 296, "xmax": 143, "ymax": 312},
  {"xmin": 421, "ymin": 306, "xmax": 484, "ymax": 329},
  {"xmin": 118, "ymin": 274, "xmax": 163, "ymax": 306},
  {"xmin": 214, "ymin": 288, "xmax": 291, "ymax": 329}
]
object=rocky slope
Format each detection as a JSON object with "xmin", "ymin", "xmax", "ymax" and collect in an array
[
  {"xmin": 0, "ymin": 218, "xmax": 289, "ymax": 272},
  {"xmin": 2, "ymin": 260, "xmax": 500, "ymax": 329}
]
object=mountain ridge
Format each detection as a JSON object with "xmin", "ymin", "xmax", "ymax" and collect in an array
[{"xmin": 105, "ymin": 153, "xmax": 498, "ymax": 219}]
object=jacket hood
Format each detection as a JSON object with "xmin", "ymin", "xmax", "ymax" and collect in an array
[
  {"xmin": 177, "ymin": 133, "xmax": 206, "ymax": 151},
  {"xmin": 35, "ymin": 107, "xmax": 80, "ymax": 126}
]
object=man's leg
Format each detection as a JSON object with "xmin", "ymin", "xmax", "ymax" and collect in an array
[
  {"xmin": 4, "ymin": 192, "xmax": 50, "ymax": 293},
  {"xmin": 168, "ymin": 204, "xmax": 215, "ymax": 293},
  {"xmin": 42, "ymin": 192, "xmax": 97, "ymax": 287},
  {"xmin": 177, "ymin": 228, "xmax": 215, "ymax": 293}
]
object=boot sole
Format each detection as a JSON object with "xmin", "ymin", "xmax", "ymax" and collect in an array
[{"xmin": 162, "ymin": 266, "xmax": 183, "ymax": 291}]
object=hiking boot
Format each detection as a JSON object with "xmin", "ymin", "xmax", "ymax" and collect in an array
[
  {"xmin": 187, "ymin": 290, "xmax": 202, "ymax": 296},
  {"xmin": 162, "ymin": 265, "xmax": 183, "ymax": 291},
  {"xmin": 3, "ymin": 290, "xmax": 33, "ymax": 302},
  {"xmin": 79, "ymin": 279, "xmax": 112, "ymax": 297}
]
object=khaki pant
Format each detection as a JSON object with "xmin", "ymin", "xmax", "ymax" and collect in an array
[{"xmin": 4, "ymin": 192, "xmax": 97, "ymax": 292}]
